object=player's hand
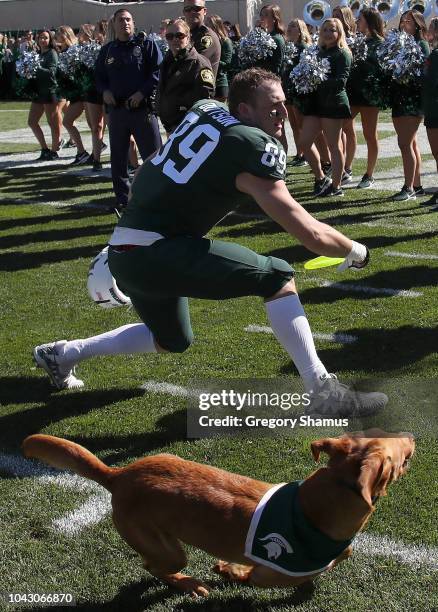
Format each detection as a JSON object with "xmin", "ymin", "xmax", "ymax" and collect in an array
[
  {"xmin": 337, "ymin": 241, "xmax": 369, "ymax": 271},
  {"xmin": 103, "ymin": 90, "xmax": 116, "ymax": 106},
  {"xmin": 126, "ymin": 91, "xmax": 144, "ymax": 109}
]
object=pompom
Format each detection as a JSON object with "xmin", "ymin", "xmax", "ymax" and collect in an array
[
  {"xmin": 283, "ymin": 42, "xmax": 299, "ymax": 66},
  {"xmin": 238, "ymin": 28, "xmax": 277, "ymax": 69},
  {"xmin": 290, "ymin": 44, "xmax": 330, "ymax": 94},
  {"xmin": 78, "ymin": 41, "xmax": 101, "ymax": 69},
  {"xmin": 57, "ymin": 44, "xmax": 81, "ymax": 75},
  {"xmin": 15, "ymin": 50, "xmax": 41, "ymax": 79},
  {"xmin": 348, "ymin": 33, "xmax": 368, "ymax": 67},
  {"xmin": 377, "ymin": 29, "xmax": 425, "ymax": 85}
]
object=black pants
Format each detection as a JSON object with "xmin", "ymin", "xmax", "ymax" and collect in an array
[{"xmin": 108, "ymin": 106, "xmax": 162, "ymax": 205}]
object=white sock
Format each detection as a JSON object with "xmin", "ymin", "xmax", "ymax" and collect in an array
[
  {"xmin": 59, "ymin": 324, "xmax": 157, "ymax": 365},
  {"xmin": 265, "ymin": 294, "xmax": 328, "ymax": 393}
]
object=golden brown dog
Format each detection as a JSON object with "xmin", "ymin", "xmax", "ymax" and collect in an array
[{"xmin": 23, "ymin": 429, "xmax": 414, "ymax": 597}]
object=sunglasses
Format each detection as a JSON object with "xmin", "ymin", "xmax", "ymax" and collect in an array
[
  {"xmin": 183, "ymin": 6, "xmax": 204, "ymax": 12},
  {"xmin": 165, "ymin": 32, "xmax": 188, "ymax": 40}
]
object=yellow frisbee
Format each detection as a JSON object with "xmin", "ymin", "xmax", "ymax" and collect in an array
[{"xmin": 304, "ymin": 256, "xmax": 345, "ymax": 270}]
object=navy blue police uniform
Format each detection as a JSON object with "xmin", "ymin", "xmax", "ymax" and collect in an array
[{"xmin": 95, "ymin": 35, "xmax": 163, "ymax": 208}]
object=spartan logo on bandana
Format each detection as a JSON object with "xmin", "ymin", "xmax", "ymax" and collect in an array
[{"xmin": 259, "ymin": 533, "xmax": 293, "ymax": 560}]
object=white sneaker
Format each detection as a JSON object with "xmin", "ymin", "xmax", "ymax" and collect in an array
[
  {"xmin": 306, "ymin": 374, "xmax": 387, "ymax": 418},
  {"xmin": 33, "ymin": 341, "xmax": 84, "ymax": 390}
]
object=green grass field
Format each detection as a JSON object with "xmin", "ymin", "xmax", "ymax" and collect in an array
[{"xmin": 0, "ymin": 101, "xmax": 437, "ymax": 612}]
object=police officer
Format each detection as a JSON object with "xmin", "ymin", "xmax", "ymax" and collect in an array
[
  {"xmin": 183, "ymin": 0, "xmax": 221, "ymax": 78},
  {"xmin": 95, "ymin": 9, "xmax": 162, "ymax": 210},
  {"xmin": 158, "ymin": 19, "xmax": 215, "ymax": 133}
]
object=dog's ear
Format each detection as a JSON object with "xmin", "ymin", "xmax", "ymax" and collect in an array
[
  {"xmin": 311, "ymin": 437, "xmax": 352, "ymax": 462},
  {"xmin": 357, "ymin": 451, "xmax": 392, "ymax": 507}
]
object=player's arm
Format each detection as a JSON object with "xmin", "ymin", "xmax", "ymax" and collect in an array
[{"xmin": 235, "ymin": 172, "xmax": 368, "ymax": 267}]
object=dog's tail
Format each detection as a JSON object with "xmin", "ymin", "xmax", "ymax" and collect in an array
[{"xmin": 23, "ymin": 434, "xmax": 117, "ymax": 491}]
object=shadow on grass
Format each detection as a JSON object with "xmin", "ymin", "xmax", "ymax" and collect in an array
[
  {"xmin": 0, "ymin": 377, "xmax": 188, "ymax": 463},
  {"xmin": 0, "ymin": 379, "xmax": 142, "ymax": 448},
  {"xmin": 296, "ymin": 266, "xmax": 438, "ymax": 305},
  {"xmin": 0, "ymin": 244, "xmax": 111, "ymax": 271},
  {"xmin": 279, "ymin": 325, "xmax": 438, "ymax": 374},
  {"xmin": 0, "ymin": 223, "xmax": 115, "ymax": 250},
  {"xmin": 73, "ymin": 408, "xmax": 189, "ymax": 464},
  {"xmin": 44, "ymin": 574, "xmax": 315, "ymax": 610},
  {"xmin": 0, "ymin": 208, "xmax": 111, "ymax": 231}
]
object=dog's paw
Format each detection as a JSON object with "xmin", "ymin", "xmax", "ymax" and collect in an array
[
  {"xmin": 163, "ymin": 573, "xmax": 210, "ymax": 598},
  {"xmin": 180, "ymin": 576, "xmax": 210, "ymax": 598},
  {"xmin": 213, "ymin": 560, "xmax": 252, "ymax": 582}
]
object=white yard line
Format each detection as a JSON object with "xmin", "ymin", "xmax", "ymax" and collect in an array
[
  {"xmin": 244, "ymin": 325, "xmax": 358, "ymax": 344},
  {"xmin": 354, "ymin": 533, "xmax": 438, "ymax": 570},
  {"xmin": 385, "ymin": 250, "xmax": 438, "ymax": 261},
  {"xmin": 52, "ymin": 492, "xmax": 111, "ymax": 536},
  {"xmin": 0, "ymin": 452, "xmax": 110, "ymax": 536},
  {"xmin": 310, "ymin": 279, "xmax": 423, "ymax": 298},
  {"xmin": 140, "ymin": 380, "xmax": 201, "ymax": 397},
  {"xmin": 3, "ymin": 198, "xmax": 74, "ymax": 208}
]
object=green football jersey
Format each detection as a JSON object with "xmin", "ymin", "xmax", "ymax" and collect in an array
[{"xmin": 118, "ymin": 100, "xmax": 287, "ymax": 238}]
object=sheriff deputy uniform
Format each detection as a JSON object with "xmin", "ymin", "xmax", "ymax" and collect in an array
[
  {"xmin": 191, "ymin": 24, "xmax": 221, "ymax": 78},
  {"xmin": 158, "ymin": 45, "xmax": 215, "ymax": 133}
]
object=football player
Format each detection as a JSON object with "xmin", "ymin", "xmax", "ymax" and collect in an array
[{"xmin": 34, "ymin": 68, "xmax": 386, "ymax": 416}]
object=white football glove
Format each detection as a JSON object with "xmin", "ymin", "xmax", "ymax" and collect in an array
[{"xmin": 337, "ymin": 241, "xmax": 369, "ymax": 271}]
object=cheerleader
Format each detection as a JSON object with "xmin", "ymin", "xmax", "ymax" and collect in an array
[
  {"xmin": 422, "ymin": 17, "xmax": 438, "ymax": 207},
  {"xmin": 206, "ymin": 15, "xmax": 233, "ymax": 101},
  {"xmin": 391, "ymin": 10, "xmax": 429, "ymax": 201},
  {"xmin": 347, "ymin": 7, "xmax": 385, "ymax": 189},
  {"xmin": 84, "ymin": 20, "xmax": 108, "ymax": 171},
  {"xmin": 333, "ymin": 5, "xmax": 356, "ymax": 185},
  {"xmin": 27, "ymin": 30, "xmax": 62, "ymax": 161},
  {"xmin": 300, "ymin": 18, "xmax": 352, "ymax": 197},
  {"xmin": 57, "ymin": 25, "xmax": 89, "ymax": 164},
  {"xmin": 258, "ymin": 4, "xmax": 286, "ymax": 76},
  {"xmin": 283, "ymin": 19, "xmax": 312, "ymax": 166},
  {"xmin": 225, "ymin": 23, "xmax": 241, "ymax": 85}
]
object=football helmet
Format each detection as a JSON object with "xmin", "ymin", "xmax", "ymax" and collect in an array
[{"xmin": 87, "ymin": 246, "xmax": 131, "ymax": 308}]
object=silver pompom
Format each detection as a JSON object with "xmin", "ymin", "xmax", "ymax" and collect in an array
[
  {"xmin": 238, "ymin": 27, "xmax": 277, "ymax": 69},
  {"xmin": 58, "ymin": 44, "xmax": 81, "ymax": 74},
  {"xmin": 348, "ymin": 33, "xmax": 368, "ymax": 67},
  {"xmin": 377, "ymin": 29, "xmax": 425, "ymax": 85},
  {"xmin": 15, "ymin": 50, "xmax": 41, "ymax": 79},
  {"xmin": 283, "ymin": 41, "xmax": 299, "ymax": 65},
  {"xmin": 290, "ymin": 44, "xmax": 330, "ymax": 94},
  {"xmin": 78, "ymin": 41, "xmax": 101, "ymax": 69}
]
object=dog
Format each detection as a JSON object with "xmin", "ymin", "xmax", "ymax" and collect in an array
[{"xmin": 23, "ymin": 429, "xmax": 414, "ymax": 597}]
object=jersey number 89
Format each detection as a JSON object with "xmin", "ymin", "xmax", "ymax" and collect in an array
[
  {"xmin": 151, "ymin": 112, "xmax": 220, "ymax": 184},
  {"xmin": 261, "ymin": 142, "xmax": 286, "ymax": 175}
]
